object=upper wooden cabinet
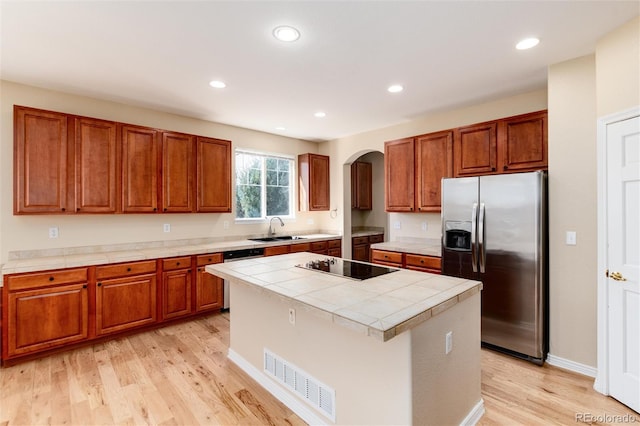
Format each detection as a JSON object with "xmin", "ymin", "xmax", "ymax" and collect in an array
[
  {"xmin": 384, "ymin": 138, "xmax": 415, "ymax": 212},
  {"xmin": 75, "ymin": 117, "xmax": 118, "ymax": 213},
  {"xmin": 454, "ymin": 110, "xmax": 548, "ymax": 177},
  {"xmin": 13, "ymin": 105, "xmax": 233, "ymax": 215},
  {"xmin": 196, "ymin": 137, "xmax": 232, "ymax": 212},
  {"xmin": 351, "ymin": 161, "xmax": 372, "ymax": 210},
  {"xmin": 121, "ymin": 125, "xmax": 160, "ymax": 213},
  {"xmin": 299, "ymin": 153, "xmax": 330, "ymax": 211},
  {"xmin": 14, "ymin": 106, "xmax": 69, "ymax": 214},
  {"xmin": 162, "ymin": 132, "xmax": 195, "ymax": 213},
  {"xmin": 415, "ymin": 131, "xmax": 453, "ymax": 212}
]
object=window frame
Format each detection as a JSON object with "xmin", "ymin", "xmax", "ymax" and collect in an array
[{"xmin": 234, "ymin": 148, "xmax": 296, "ymax": 223}]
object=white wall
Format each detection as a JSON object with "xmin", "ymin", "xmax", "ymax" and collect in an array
[{"xmin": 0, "ymin": 81, "xmax": 326, "ymax": 263}]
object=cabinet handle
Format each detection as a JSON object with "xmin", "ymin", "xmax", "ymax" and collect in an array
[
  {"xmin": 164, "ymin": 208, "xmax": 167, "ymax": 212},
  {"xmin": 77, "ymin": 208, "xmax": 80, "ymax": 212},
  {"xmin": 420, "ymin": 259, "xmax": 424, "ymax": 264},
  {"xmin": 504, "ymin": 165, "xmax": 508, "ymax": 170},
  {"xmin": 98, "ymin": 282, "xmax": 102, "ymax": 287},
  {"xmin": 83, "ymin": 285, "xmax": 87, "ymax": 289},
  {"xmin": 176, "ymin": 262, "xmax": 180, "ymax": 266},
  {"xmin": 153, "ymin": 208, "xmax": 157, "ymax": 212},
  {"xmin": 188, "ymin": 269, "xmax": 192, "ymax": 273},
  {"xmin": 208, "ymin": 258, "xmax": 212, "ymax": 262},
  {"xmin": 491, "ymin": 167, "xmax": 496, "ymax": 172},
  {"xmin": 127, "ymin": 267, "xmax": 132, "ymax": 272},
  {"xmin": 61, "ymin": 208, "xmax": 66, "ymax": 212},
  {"xmin": 49, "ymin": 276, "xmax": 54, "ymax": 281},
  {"xmin": 198, "ymin": 268, "xmax": 202, "ymax": 272}
]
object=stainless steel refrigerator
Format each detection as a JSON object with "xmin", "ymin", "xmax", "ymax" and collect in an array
[{"xmin": 441, "ymin": 170, "xmax": 547, "ymax": 364}]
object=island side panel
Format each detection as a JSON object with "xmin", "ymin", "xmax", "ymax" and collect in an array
[
  {"xmin": 410, "ymin": 291, "xmax": 482, "ymax": 425},
  {"xmin": 228, "ymin": 280, "xmax": 413, "ymax": 425}
]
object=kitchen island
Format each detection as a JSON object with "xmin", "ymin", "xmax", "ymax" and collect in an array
[{"xmin": 206, "ymin": 252, "xmax": 484, "ymax": 425}]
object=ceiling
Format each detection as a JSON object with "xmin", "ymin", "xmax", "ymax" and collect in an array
[{"xmin": 1, "ymin": 1, "xmax": 638, "ymax": 142}]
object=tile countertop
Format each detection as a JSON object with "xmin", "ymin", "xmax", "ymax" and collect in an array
[
  {"xmin": 370, "ymin": 237, "xmax": 442, "ymax": 257},
  {"xmin": 206, "ymin": 252, "xmax": 481, "ymax": 342},
  {"xmin": 351, "ymin": 230, "xmax": 384, "ymax": 238},
  {"xmin": 0, "ymin": 234, "xmax": 341, "ymax": 286}
]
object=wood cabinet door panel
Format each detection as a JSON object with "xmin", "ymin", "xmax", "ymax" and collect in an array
[
  {"xmin": 352, "ymin": 243, "xmax": 369, "ymax": 262},
  {"xmin": 162, "ymin": 269, "xmax": 192, "ymax": 320},
  {"xmin": 75, "ymin": 117, "xmax": 118, "ymax": 213},
  {"xmin": 416, "ymin": 131, "xmax": 452, "ymax": 212},
  {"xmin": 385, "ymin": 138, "xmax": 415, "ymax": 212},
  {"xmin": 14, "ymin": 106, "xmax": 69, "ymax": 214},
  {"xmin": 6, "ymin": 268, "xmax": 88, "ymax": 291},
  {"xmin": 299, "ymin": 154, "xmax": 330, "ymax": 211},
  {"xmin": 196, "ymin": 252, "xmax": 223, "ymax": 267},
  {"xmin": 351, "ymin": 162, "xmax": 372, "ymax": 210},
  {"xmin": 197, "ymin": 137, "xmax": 232, "ymax": 212},
  {"xmin": 289, "ymin": 243, "xmax": 311, "ymax": 253},
  {"xmin": 195, "ymin": 268, "xmax": 223, "ymax": 312},
  {"xmin": 500, "ymin": 111, "xmax": 548, "ymax": 172},
  {"xmin": 264, "ymin": 245, "xmax": 290, "ymax": 256},
  {"xmin": 371, "ymin": 249, "xmax": 403, "ymax": 266},
  {"xmin": 95, "ymin": 260, "xmax": 156, "ymax": 280},
  {"xmin": 121, "ymin": 125, "xmax": 159, "ymax": 213},
  {"xmin": 369, "ymin": 233, "xmax": 384, "ymax": 244},
  {"xmin": 454, "ymin": 122, "xmax": 497, "ymax": 176},
  {"xmin": 96, "ymin": 273, "xmax": 157, "ymax": 335},
  {"xmin": 405, "ymin": 254, "xmax": 441, "ymax": 270},
  {"xmin": 162, "ymin": 132, "xmax": 194, "ymax": 212},
  {"xmin": 7, "ymin": 283, "xmax": 88, "ymax": 357}
]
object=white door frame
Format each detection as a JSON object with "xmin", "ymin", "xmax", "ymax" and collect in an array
[{"xmin": 594, "ymin": 105, "xmax": 640, "ymax": 395}]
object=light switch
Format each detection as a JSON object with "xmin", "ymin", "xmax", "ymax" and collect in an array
[
  {"xmin": 48, "ymin": 227, "xmax": 59, "ymax": 239},
  {"xmin": 566, "ymin": 231, "xmax": 577, "ymax": 245},
  {"xmin": 163, "ymin": 224, "xmax": 171, "ymax": 233}
]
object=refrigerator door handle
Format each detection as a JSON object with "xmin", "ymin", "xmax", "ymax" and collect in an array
[
  {"xmin": 471, "ymin": 202, "xmax": 478, "ymax": 272},
  {"xmin": 479, "ymin": 202, "xmax": 486, "ymax": 273}
]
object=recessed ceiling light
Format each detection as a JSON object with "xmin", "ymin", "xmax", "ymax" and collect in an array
[
  {"xmin": 314, "ymin": 112, "xmax": 326, "ymax": 118},
  {"xmin": 388, "ymin": 84, "xmax": 404, "ymax": 93},
  {"xmin": 516, "ymin": 37, "xmax": 540, "ymax": 50},
  {"xmin": 209, "ymin": 80, "xmax": 226, "ymax": 88},
  {"xmin": 273, "ymin": 26, "xmax": 300, "ymax": 42}
]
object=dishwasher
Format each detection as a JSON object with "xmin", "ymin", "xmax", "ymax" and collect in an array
[{"xmin": 222, "ymin": 247, "xmax": 264, "ymax": 309}]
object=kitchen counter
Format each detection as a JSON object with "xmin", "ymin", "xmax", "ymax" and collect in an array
[
  {"xmin": 0, "ymin": 233, "xmax": 341, "ymax": 286},
  {"xmin": 351, "ymin": 230, "xmax": 384, "ymax": 238},
  {"xmin": 371, "ymin": 237, "xmax": 441, "ymax": 257},
  {"xmin": 206, "ymin": 252, "xmax": 481, "ymax": 341},
  {"xmin": 207, "ymin": 252, "xmax": 484, "ymax": 424}
]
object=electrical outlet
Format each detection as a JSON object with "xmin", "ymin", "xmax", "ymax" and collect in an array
[
  {"xmin": 307, "ymin": 218, "xmax": 314, "ymax": 225},
  {"xmin": 421, "ymin": 222, "xmax": 428, "ymax": 231},
  {"xmin": 288, "ymin": 308, "xmax": 296, "ymax": 325},
  {"xmin": 393, "ymin": 221, "xmax": 401, "ymax": 230},
  {"xmin": 566, "ymin": 231, "xmax": 577, "ymax": 245},
  {"xmin": 445, "ymin": 331, "xmax": 453, "ymax": 354},
  {"xmin": 223, "ymin": 220, "xmax": 229, "ymax": 229},
  {"xmin": 48, "ymin": 227, "xmax": 59, "ymax": 239},
  {"xmin": 163, "ymin": 224, "xmax": 171, "ymax": 233}
]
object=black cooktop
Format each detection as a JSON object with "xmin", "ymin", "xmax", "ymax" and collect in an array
[{"xmin": 296, "ymin": 258, "xmax": 399, "ymax": 281}]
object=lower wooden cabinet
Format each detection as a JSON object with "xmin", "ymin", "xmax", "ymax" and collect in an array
[
  {"xmin": 195, "ymin": 253, "xmax": 224, "ymax": 312},
  {"xmin": 371, "ymin": 249, "xmax": 403, "ymax": 267},
  {"xmin": 352, "ymin": 233, "xmax": 384, "ymax": 262},
  {"xmin": 371, "ymin": 249, "xmax": 441, "ymax": 274},
  {"xmin": 161, "ymin": 256, "xmax": 192, "ymax": 320}
]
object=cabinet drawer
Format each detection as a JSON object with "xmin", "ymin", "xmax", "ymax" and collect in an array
[
  {"xmin": 196, "ymin": 253, "xmax": 223, "ymax": 267},
  {"xmin": 328, "ymin": 239, "xmax": 341, "ymax": 249},
  {"xmin": 311, "ymin": 241, "xmax": 328, "ymax": 252},
  {"xmin": 352, "ymin": 236, "xmax": 369, "ymax": 245},
  {"xmin": 96, "ymin": 260, "xmax": 156, "ymax": 280},
  {"xmin": 162, "ymin": 256, "xmax": 192, "ymax": 271},
  {"xmin": 369, "ymin": 234, "xmax": 384, "ymax": 244},
  {"xmin": 264, "ymin": 246, "xmax": 289, "ymax": 257},
  {"xmin": 371, "ymin": 250, "xmax": 403, "ymax": 265},
  {"xmin": 405, "ymin": 254, "xmax": 441, "ymax": 270},
  {"xmin": 6, "ymin": 268, "xmax": 88, "ymax": 291},
  {"xmin": 289, "ymin": 242, "xmax": 311, "ymax": 253}
]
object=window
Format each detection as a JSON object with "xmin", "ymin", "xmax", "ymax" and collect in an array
[{"xmin": 235, "ymin": 150, "xmax": 294, "ymax": 220}]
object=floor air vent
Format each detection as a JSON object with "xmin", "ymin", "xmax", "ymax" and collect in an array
[{"xmin": 264, "ymin": 349, "xmax": 336, "ymax": 421}]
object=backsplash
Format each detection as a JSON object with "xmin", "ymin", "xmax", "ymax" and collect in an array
[{"xmin": 387, "ymin": 212, "xmax": 442, "ymax": 241}]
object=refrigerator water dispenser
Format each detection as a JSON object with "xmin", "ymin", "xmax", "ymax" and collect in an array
[{"xmin": 444, "ymin": 221, "xmax": 472, "ymax": 251}]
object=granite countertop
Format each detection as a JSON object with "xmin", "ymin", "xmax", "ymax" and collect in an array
[
  {"xmin": 370, "ymin": 237, "xmax": 441, "ymax": 257},
  {"xmin": 351, "ymin": 230, "xmax": 384, "ymax": 238},
  {"xmin": 206, "ymin": 252, "xmax": 481, "ymax": 342},
  {"xmin": 0, "ymin": 233, "xmax": 341, "ymax": 286}
]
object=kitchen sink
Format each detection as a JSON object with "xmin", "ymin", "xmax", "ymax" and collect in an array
[{"xmin": 248, "ymin": 236, "xmax": 306, "ymax": 242}]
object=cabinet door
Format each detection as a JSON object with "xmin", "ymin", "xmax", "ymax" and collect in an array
[
  {"xmin": 499, "ymin": 111, "xmax": 547, "ymax": 172},
  {"xmin": 162, "ymin": 269, "xmax": 192, "ymax": 320},
  {"xmin": 14, "ymin": 106, "xmax": 69, "ymax": 214},
  {"xmin": 454, "ymin": 122, "xmax": 497, "ymax": 177},
  {"xmin": 75, "ymin": 117, "xmax": 118, "ymax": 213},
  {"xmin": 162, "ymin": 132, "xmax": 195, "ymax": 212},
  {"xmin": 352, "ymin": 243, "xmax": 369, "ymax": 262},
  {"xmin": 6, "ymin": 283, "xmax": 89, "ymax": 357},
  {"xmin": 351, "ymin": 162, "xmax": 372, "ymax": 210},
  {"xmin": 415, "ymin": 131, "xmax": 453, "ymax": 212},
  {"xmin": 121, "ymin": 125, "xmax": 159, "ymax": 213},
  {"xmin": 384, "ymin": 138, "xmax": 415, "ymax": 212},
  {"xmin": 96, "ymin": 273, "xmax": 157, "ymax": 335},
  {"xmin": 299, "ymin": 154, "xmax": 330, "ymax": 211},
  {"xmin": 195, "ymin": 253, "xmax": 223, "ymax": 312},
  {"xmin": 197, "ymin": 137, "xmax": 232, "ymax": 212}
]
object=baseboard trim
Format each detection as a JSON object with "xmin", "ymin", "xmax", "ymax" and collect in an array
[
  {"xmin": 547, "ymin": 354, "xmax": 598, "ymax": 378},
  {"xmin": 227, "ymin": 348, "xmax": 329, "ymax": 426},
  {"xmin": 460, "ymin": 399, "xmax": 485, "ymax": 426}
]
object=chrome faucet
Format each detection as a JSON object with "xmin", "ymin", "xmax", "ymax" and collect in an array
[{"xmin": 269, "ymin": 216, "xmax": 284, "ymax": 236}]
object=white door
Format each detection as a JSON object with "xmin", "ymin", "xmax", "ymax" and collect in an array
[{"xmin": 607, "ymin": 114, "xmax": 640, "ymax": 413}]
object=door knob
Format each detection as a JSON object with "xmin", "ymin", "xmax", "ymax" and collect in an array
[{"xmin": 607, "ymin": 270, "xmax": 627, "ymax": 281}]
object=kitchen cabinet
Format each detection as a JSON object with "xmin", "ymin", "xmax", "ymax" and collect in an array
[
  {"xmin": 161, "ymin": 256, "xmax": 193, "ymax": 320},
  {"xmin": 75, "ymin": 117, "xmax": 118, "ymax": 213},
  {"xmin": 299, "ymin": 153, "xmax": 330, "ymax": 211},
  {"xmin": 121, "ymin": 124, "xmax": 160, "ymax": 213},
  {"xmin": 370, "ymin": 249, "xmax": 403, "ymax": 267},
  {"xmin": 405, "ymin": 254, "xmax": 441, "ymax": 274},
  {"xmin": 328, "ymin": 239, "xmax": 342, "ymax": 257},
  {"xmin": 352, "ymin": 233, "xmax": 384, "ymax": 262},
  {"xmin": 351, "ymin": 161, "xmax": 372, "ymax": 210},
  {"xmin": 289, "ymin": 242, "xmax": 312, "ymax": 253},
  {"xmin": 415, "ymin": 131, "xmax": 453, "ymax": 212},
  {"xmin": 162, "ymin": 132, "xmax": 195, "ymax": 213},
  {"xmin": 264, "ymin": 245, "xmax": 290, "ymax": 257},
  {"xmin": 13, "ymin": 106, "xmax": 70, "ymax": 214},
  {"xmin": 196, "ymin": 137, "xmax": 232, "ymax": 212},
  {"xmin": 195, "ymin": 253, "xmax": 224, "ymax": 312},
  {"xmin": 2, "ymin": 268, "xmax": 89, "ymax": 359},
  {"xmin": 454, "ymin": 122, "xmax": 497, "ymax": 177},
  {"xmin": 95, "ymin": 260, "xmax": 157, "ymax": 335},
  {"xmin": 384, "ymin": 138, "xmax": 415, "ymax": 212}
]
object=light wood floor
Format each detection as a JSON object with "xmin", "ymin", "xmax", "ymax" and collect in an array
[{"xmin": 0, "ymin": 312, "xmax": 637, "ymax": 425}]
